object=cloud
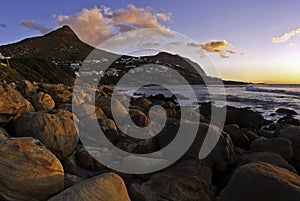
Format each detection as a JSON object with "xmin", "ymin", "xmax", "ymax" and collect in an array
[
  {"xmin": 57, "ymin": 5, "xmax": 171, "ymax": 46},
  {"xmin": 272, "ymin": 28, "xmax": 300, "ymax": 43},
  {"xmin": 188, "ymin": 40, "xmax": 240, "ymax": 58},
  {"xmin": 0, "ymin": 23, "xmax": 7, "ymax": 28},
  {"xmin": 21, "ymin": 21, "xmax": 52, "ymax": 34},
  {"xmin": 109, "ymin": 5, "xmax": 171, "ymax": 32},
  {"xmin": 57, "ymin": 8, "xmax": 114, "ymax": 46}
]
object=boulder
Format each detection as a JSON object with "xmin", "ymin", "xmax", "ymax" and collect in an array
[
  {"xmin": 179, "ymin": 122, "xmax": 234, "ymax": 171},
  {"xmin": 39, "ymin": 83, "xmax": 72, "ymax": 104},
  {"xmin": 129, "ymin": 160, "xmax": 213, "ymax": 201},
  {"xmin": 240, "ymin": 128, "xmax": 258, "ymax": 142},
  {"xmin": 31, "ymin": 92, "xmax": 55, "ymax": 111},
  {"xmin": 250, "ymin": 137, "xmax": 293, "ymax": 161},
  {"xmin": 0, "ymin": 137, "xmax": 64, "ymax": 201},
  {"xmin": 223, "ymin": 124, "xmax": 250, "ymax": 149},
  {"xmin": 15, "ymin": 80, "xmax": 37, "ymax": 99},
  {"xmin": 276, "ymin": 124, "xmax": 300, "ymax": 161},
  {"xmin": 238, "ymin": 109, "xmax": 264, "ymax": 129},
  {"xmin": 276, "ymin": 108, "xmax": 298, "ymax": 115},
  {"xmin": 218, "ymin": 162, "xmax": 300, "ymax": 201},
  {"xmin": 277, "ymin": 115, "xmax": 300, "ymax": 127},
  {"xmin": 49, "ymin": 172, "xmax": 131, "ymax": 201},
  {"xmin": 0, "ymin": 83, "xmax": 34, "ymax": 125},
  {"xmin": 14, "ymin": 112, "xmax": 79, "ymax": 160}
]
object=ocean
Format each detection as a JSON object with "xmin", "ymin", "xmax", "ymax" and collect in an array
[{"xmin": 117, "ymin": 84, "xmax": 300, "ymax": 121}]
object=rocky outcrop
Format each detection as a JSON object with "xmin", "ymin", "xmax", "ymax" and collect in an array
[
  {"xmin": 14, "ymin": 112, "xmax": 79, "ymax": 159},
  {"xmin": 0, "ymin": 137, "xmax": 64, "ymax": 201},
  {"xmin": 218, "ymin": 162, "xmax": 300, "ymax": 201},
  {"xmin": 129, "ymin": 160, "xmax": 213, "ymax": 201},
  {"xmin": 49, "ymin": 172, "xmax": 131, "ymax": 201}
]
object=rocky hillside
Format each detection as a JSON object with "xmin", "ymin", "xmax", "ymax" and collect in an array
[{"xmin": 0, "ymin": 58, "xmax": 75, "ymax": 85}]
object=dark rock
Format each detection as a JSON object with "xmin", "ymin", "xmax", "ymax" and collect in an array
[
  {"xmin": 235, "ymin": 151, "xmax": 296, "ymax": 173},
  {"xmin": 62, "ymin": 152, "xmax": 78, "ymax": 175},
  {"xmin": 223, "ymin": 124, "xmax": 250, "ymax": 149},
  {"xmin": 129, "ymin": 160, "xmax": 213, "ymax": 201},
  {"xmin": 276, "ymin": 108, "xmax": 298, "ymax": 115},
  {"xmin": 76, "ymin": 144, "xmax": 106, "ymax": 171},
  {"xmin": 257, "ymin": 129, "xmax": 274, "ymax": 138},
  {"xmin": 250, "ymin": 137, "xmax": 293, "ymax": 161},
  {"xmin": 240, "ymin": 128, "xmax": 258, "ymax": 142},
  {"xmin": 218, "ymin": 162, "xmax": 300, "ymax": 201},
  {"xmin": 276, "ymin": 124, "xmax": 300, "ymax": 162}
]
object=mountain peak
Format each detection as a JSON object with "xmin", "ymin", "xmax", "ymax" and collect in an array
[{"xmin": 0, "ymin": 26, "xmax": 94, "ymax": 61}]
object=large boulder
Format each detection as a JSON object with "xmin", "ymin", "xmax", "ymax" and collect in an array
[
  {"xmin": 0, "ymin": 83, "xmax": 34, "ymax": 125},
  {"xmin": 49, "ymin": 172, "xmax": 131, "ymax": 201},
  {"xmin": 276, "ymin": 124, "xmax": 300, "ymax": 161},
  {"xmin": 250, "ymin": 137, "xmax": 293, "ymax": 161},
  {"xmin": 218, "ymin": 162, "xmax": 300, "ymax": 201},
  {"xmin": 14, "ymin": 112, "xmax": 79, "ymax": 160},
  {"xmin": 129, "ymin": 160, "xmax": 213, "ymax": 201},
  {"xmin": 0, "ymin": 137, "xmax": 64, "ymax": 201}
]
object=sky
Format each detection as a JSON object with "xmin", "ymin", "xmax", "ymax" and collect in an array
[{"xmin": 0, "ymin": 0, "xmax": 300, "ymax": 84}]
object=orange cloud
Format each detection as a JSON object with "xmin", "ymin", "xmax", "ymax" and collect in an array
[
  {"xmin": 272, "ymin": 28, "xmax": 300, "ymax": 43},
  {"xmin": 57, "ymin": 5, "xmax": 171, "ymax": 47},
  {"xmin": 188, "ymin": 40, "xmax": 241, "ymax": 58}
]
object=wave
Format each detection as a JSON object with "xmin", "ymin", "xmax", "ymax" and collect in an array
[{"xmin": 246, "ymin": 85, "xmax": 300, "ymax": 97}]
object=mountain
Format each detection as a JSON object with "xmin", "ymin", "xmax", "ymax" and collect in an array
[
  {"xmin": 0, "ymin": 26, "xmax": 94, "ymax": 61},
  {"xmin": 0, "ymin": 25, "xmax": 249, "ymax": 85}
]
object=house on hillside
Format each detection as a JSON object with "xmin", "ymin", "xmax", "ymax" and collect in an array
[{"xmin": 0, "ymin": 53, "xmax": 11, "ymax": 67}]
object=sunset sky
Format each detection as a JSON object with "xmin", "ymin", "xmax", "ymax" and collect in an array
[{"xmin": 1, "ymin": 0, "xmax": 299, "ymax": 84}]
